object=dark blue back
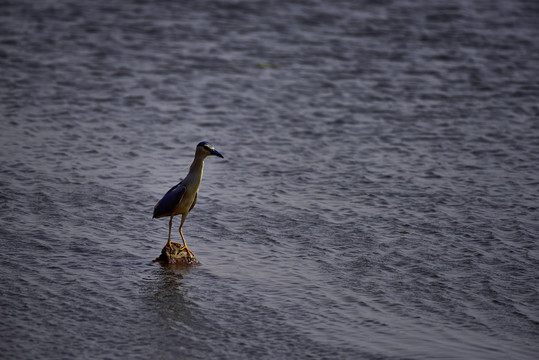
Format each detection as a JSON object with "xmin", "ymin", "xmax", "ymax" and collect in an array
[{"xmin": 153, "ymin": 183, "xmax": 186, "ymax": 218}]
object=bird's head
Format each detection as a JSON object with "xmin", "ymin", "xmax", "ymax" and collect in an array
[{"xmin": 196, "ymin": 141, "xmax": 224, "ymax": 158}]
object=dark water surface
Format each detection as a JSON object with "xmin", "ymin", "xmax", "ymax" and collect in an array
[{"xmin": 1, "ymin": 0, "xmax": 538, "ymax": 359}]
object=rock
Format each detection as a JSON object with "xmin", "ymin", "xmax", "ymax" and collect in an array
[{"xmin": 153, "ymin": 242, "xmax": 199, "ymax": 265}]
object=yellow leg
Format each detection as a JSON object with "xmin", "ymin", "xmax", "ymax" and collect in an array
[
  {"xmin": 167, "ymin": 216, "xmax": 173, "ymax": 246},
  {"xmin": 178, "ymin": 213, "xmax": 195, "ymax": 258}
]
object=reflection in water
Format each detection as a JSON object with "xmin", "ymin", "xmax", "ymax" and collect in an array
[{"xmin": 142, "ymin": 265, "xmax": 194, "ymax": 320}]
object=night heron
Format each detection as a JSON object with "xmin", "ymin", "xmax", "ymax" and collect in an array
[{"xmin": 153, "ymin": 141, "xmax": 224, "ymax": 257}]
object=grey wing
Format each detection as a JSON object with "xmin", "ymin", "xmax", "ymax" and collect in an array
[{"xmin": 153, "ymin": 183, "xmax": 186, "ymax": 218}]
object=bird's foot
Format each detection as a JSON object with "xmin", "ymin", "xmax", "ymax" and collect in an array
[
  {"xmin": 180, "ymin": 246, "xmax": 195, "ymax": 259},
  {"xmin": 165, "ymin": 242, "xmax": 195, "ymax": 258}
]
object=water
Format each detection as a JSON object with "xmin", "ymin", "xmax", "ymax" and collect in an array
[{"xmin": 1, "ymin": 0, "xmax": 538, "ymax": 358}]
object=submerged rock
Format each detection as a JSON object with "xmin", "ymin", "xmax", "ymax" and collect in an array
[{"xmin": 153, "ymin": 243, "xmax": 199, "ymax": 265}]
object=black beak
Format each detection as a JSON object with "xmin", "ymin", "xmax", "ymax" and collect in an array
[{"xmin": 211, "ymin": 149, "xmax": 224, "ymax": 158}]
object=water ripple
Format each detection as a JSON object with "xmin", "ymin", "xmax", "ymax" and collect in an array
[{"xmin": 1, "ymin": 0, "xmax": 539, "ymax": 359}]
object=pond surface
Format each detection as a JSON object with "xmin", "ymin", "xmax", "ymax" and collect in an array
[{"xmin": 1, "ymin": 0, "xmax": 538, "ymax": 359}]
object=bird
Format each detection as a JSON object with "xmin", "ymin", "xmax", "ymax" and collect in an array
[{"xmin": 153, "ymin": 141, "xmax": 224, "ymax": 258}]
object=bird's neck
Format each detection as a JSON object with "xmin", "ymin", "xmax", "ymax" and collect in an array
[{"xmin": 188, "ymin": 155, "xmax": 205, "ymax": 182}]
